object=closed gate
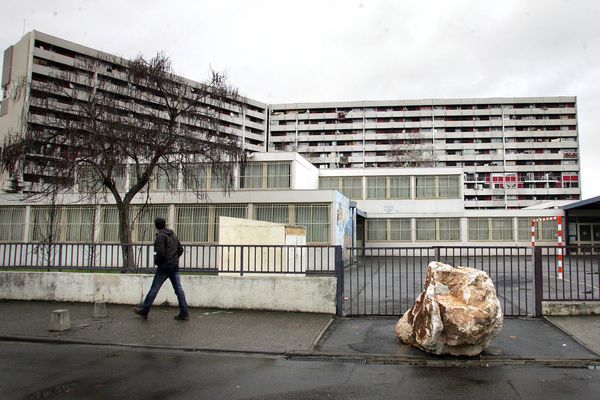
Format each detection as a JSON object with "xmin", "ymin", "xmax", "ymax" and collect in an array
[{"xmin": 343, "ymin": 247, "xmax": 534, "ymax": 317}]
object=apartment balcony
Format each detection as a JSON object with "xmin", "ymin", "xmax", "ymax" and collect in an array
[
  {"xmin": 505, "ymin": 165, "xmax": 580, "ymax": 173},
  {"xmin": 504, "ymin": 141, "xmax": 578, "ymax": 149}
]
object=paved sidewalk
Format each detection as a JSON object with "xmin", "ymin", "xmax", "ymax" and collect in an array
[
  {"xmin": 0, "ymin": 301, "xmax": 333, "ymax": 354},
  {"xmin": 1, "ymin": 300, "xmax": 599, "ymax": 363},
  {"xmin": 318, "ymin": 316, "xmax": 600, "ymax": 361}
]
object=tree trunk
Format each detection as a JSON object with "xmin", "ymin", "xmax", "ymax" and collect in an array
[{"xmin": 117, "ymin": 204, "xmax": 135, "ymax": 273}]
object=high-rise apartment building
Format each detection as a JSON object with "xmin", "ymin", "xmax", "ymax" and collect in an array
[
  {"xmin": 268, "ymin": 99, "xmax": 580, "ymax": 209},
  {"xmin": 0, "ymin": 31, "xmax": 269, "ymax": 192}
]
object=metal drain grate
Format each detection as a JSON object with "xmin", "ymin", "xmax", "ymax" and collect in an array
[{"xmin": 286, "ymin": 355, "xmax": 367, "ymax": 364}]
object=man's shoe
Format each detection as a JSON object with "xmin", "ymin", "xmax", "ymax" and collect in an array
[
  {"xmin": 174, "ymin": 313, "xmax": 189, "ymax": 321},
  {"xmin": 133, "ymin": 307, "xmax": 148, "ymax": 319}
]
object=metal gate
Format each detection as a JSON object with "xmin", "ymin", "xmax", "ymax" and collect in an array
[{"xmin": 342, "ymin": 246, "xmax": 534, "ymax": 317}]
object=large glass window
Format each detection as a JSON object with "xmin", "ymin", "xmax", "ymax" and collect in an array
[
  {"xmin": 239, "ymin": 162, "xmax": 290, "ymax": 189},
  {"xmin": 100, "ymin": 206, "xmax": 120, "ymax": 242},
  {"xmin": 267, "ymin": 162, "xmax": 291, "ymax": 188},
  {"xmin": 390, "ymin": 219, "xmax": 412, "ymax": 241},
  {"xmin": 253, "ymin": 204, "xmax": 330, "ymax": 244},
  {"xmin": 319, "ymin": 177, "xmax": 339, "ymax": 190},
  {"xmin": 537, "ymin": 219, "xmax": 558, "ymax": 241},
  {"xmin": 491, "ymin": 218, "xmax": 514, "ymax": 241},
  {"xmin": 240, "ymin": 163, "xmax": 263, "ymax": 189},
  {"xmin": 318, "ymin": 176, "xmax": 362, "ymax": 199},
  {"xmin": 468, "ymin": 218, "xmax": 489, "ymax": 241},
  {"xmin": 175, "ymin": 205, "xmax": 209, "ymax": 243},
  {"xmin": 29, "ymin": 206, "xmax": 94, "ymax": 242},
  {"xmin": 155, "ymin": 165, "xmax": 179, "ymax": 191},
  {"xmin": 29, "ymin": 207, "xmax": 63, "ymax": 242},
  {"xmin": 296, "ymin": 204, "xmax": 330, "ymax": 243},
  {"xmin": 439, "ymin": 218, "xmax": 461, "ymax": 241},
  {"xmin": 366, "ymin": 177, "xmax": 386, "ymax": 199},
  {"xmin": 438, "ymin": 176, "xmax": 460, "ymax": 198},
  {"xmin": 518, "ymin": 218, "xmax": 532, "ymax": 241},
  {"xmin": 0, "ymin": 207, "xmax": 25, "ymax": 241},
  {"xmin": 416, "ymin": 176, "xmax": 436, "ymax": 198},
  {"xmin": 416, "ymin": 218, "xmax": 460, "ymax": 241},
  {"xmin": 182, "ymin": 164, "xmax": 208, "ymax": 191},
  {"xmin": 100, "ymin": 205, "xmax": 168, "ymax": 243},
  {"xmin": 416, "ymin": 218, "xmax": 436, "ymax": 241},
  {"xmin": 366, "ymin": 219, "xmax": 387, "ymax": 241},
  {"xmin": 254, "ymin": 204, "xmax": 290, "ymax": 224},
  {"xmin": 341, "ymin": 177, "xmax": 363, "ymax": 199},
  {"xmin": 469, "ymin": 218, "xmax": 515, "ymax": 241},
  {"xmin": 133, "ymin": 206, "xmax": 170, "ymax": 242},
  {"xmin": 389, "ymin": 176, "xmax": 411, "ymax": 199},
  {"xmin": 64, "ymin": 207, "xmax": 95, "ymax": 242}
]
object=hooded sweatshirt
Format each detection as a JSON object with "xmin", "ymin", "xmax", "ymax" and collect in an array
[{"xmin": 154, "ymin": 228, "xmax": 184, "ymax": 269}]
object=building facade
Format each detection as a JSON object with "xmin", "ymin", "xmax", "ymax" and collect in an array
[
  {"xmin": 269, "ymin": 98, "xmax": 580, "ymax": 209},
  {"xmin": 0, "ymin": 31, "xmax": 586, "ymax": 249}
]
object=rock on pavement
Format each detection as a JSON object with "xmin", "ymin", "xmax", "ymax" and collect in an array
[{"xmin": 396, "ymin": 261, "xmax": 503, "ymax": 356}]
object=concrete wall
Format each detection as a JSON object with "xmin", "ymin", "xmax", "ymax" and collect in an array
[
  {"xmin": 542, "ymin": 301, "xmax": 600, "ymax": 316},
  {"xmin": 0, "ymin": 271, "xmax": 337, "ymax": 314}
]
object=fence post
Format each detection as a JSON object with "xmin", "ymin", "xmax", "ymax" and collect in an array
[
  {"xmin": 335, "ymin": 246, "xmax": 344, "ymax": 317},
  {"xmin": 240, "ymin": 246, "xmax": 244, "ymax": 277},
  {"xmin": 57, "ymin": 243, "xmax": 63, "ymax": 272},
  {"xmin": 534, "ymin": 246, "xmax": 543, "ymax": 317}
]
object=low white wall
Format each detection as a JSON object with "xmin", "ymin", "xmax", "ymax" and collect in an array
[
  {"xmin": 0, "ymin": 272, "xmax": 337, "ymax": 314},
  {"xmin": 542, "ymin": 301, "xmax": 600, "ymax": 316}
]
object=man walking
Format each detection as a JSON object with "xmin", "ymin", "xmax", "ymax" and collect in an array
[{"xmin": 134, "ymin": 217, "xmax": 190, "ymax": 320}]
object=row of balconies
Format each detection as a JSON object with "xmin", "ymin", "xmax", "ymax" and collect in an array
[
  {"xmin": 269, "ymin": 130, "xmax": 578, "ymax": 146},
  {"xmin": 31, "ymin": 58, "xmax": 268, "ymax": 122},
  {"xmin": 463, "ymin": 187, "xmax": 580, "ymax": 196},
  {"xmin": 269, "ymin": 106, "xmax": 576, "ymax": 122},
  {"xmin": 269, "ymin": 118, "xmax": 577, "ymax": 132}
]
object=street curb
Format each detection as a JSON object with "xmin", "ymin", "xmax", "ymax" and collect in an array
[
  {"xmin": 3, "ymin": 334, "xmax": 600, "ymax": 368},
  {"xmin": 310, "ymin": 315, "xmax": 335, "ymax": 351}
]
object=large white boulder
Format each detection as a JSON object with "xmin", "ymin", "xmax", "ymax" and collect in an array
[{"xmin": 396, "ymin": 261, "xmax": 503, "ymax": 356}]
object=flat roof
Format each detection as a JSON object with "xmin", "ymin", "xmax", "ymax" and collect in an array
[{"xmin": 562, "ymin": 195, "xmax": 600, "ymax": 210}]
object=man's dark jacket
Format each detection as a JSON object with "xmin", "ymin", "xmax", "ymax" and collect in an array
[{"xmin": 154, "ymin": 228, "xmax": 184, "ymax": 270}]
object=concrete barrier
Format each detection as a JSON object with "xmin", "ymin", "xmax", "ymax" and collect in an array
[
  {"xmin": 542, "ymin": 301, "xmax": 600, "ymax": 316},
  {"xmin": 0, "ymin": 271, "xmax": 337, "ymax": 314},
  {"xmin": 49, "ymin": 309, "xmax": 70, "ymax": 331}
]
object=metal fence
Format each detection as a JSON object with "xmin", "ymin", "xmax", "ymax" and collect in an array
[
  {"xmin": 0, "ymin": 242, "xmax": 338, "ymax": 275},
  {"xmin": 537, "ymin": 246, "xmax": 600, "ymax": 302},
  {"xmin": 344, "ymin": 246, "xmax": 533, "ymax": 317},
  {"xmin": 2, "ymin": 242, "xmax": 598, "ymax": 317}
]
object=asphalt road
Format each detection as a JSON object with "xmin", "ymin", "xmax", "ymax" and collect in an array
[{"xmin": 2, "ymin": 341, "xmax": 599, "ymax": 400}]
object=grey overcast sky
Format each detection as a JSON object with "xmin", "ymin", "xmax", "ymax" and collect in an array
[{"xmin": 1, "ymin": 0, "xmax": 599, "ymax": 198}]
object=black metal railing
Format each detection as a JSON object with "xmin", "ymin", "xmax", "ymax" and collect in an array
[
  {"xmin": 344, "ymin": 246, "xmax": 533, "ymax": 317},
  {"xmin": 537, "ymin": 245, "xmax": 600, "ymax": 302},
  {"xmin": 2, "ymin": 242, "xmax": 598, "ymax": 318},
  {"xmin": 0, "ymin": 242, "xmax": 338, "ymax": 275}
]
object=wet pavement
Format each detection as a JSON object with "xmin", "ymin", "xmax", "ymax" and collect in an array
[
  {"xmin": 317, "ymin": 317, "xmax": 599, "ymax": 361},
  {"xmin": 1, "ymin": 300, "xmax": 599, "ymax": 364}
]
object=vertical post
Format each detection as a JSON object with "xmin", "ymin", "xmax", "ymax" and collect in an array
[
  {"xmin": 531, "ymin": 219, "xmax": 536, "ymax": 247},
  {"xmin": 534, "ymin": 246, "xmax": 543, "ymax": 317},
  {"xmin": 557, "ymin": 216, "xmax": 564, "ymax": 280},
  {"xmin": 240, "ymin": 246, "xmax": 244, "ymax": 277},
  {"xmin": 335, "ymin": 245, "xmax": 344, "ymax": 317},
  {"xmin": 57, "ymin": 243, "xmax": 63, "ymax": 272}
]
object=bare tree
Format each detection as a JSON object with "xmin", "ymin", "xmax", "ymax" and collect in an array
[
  {"xmin": 1, "ymin": 53, "xmax": 246, "ymax": 271},
  {"xmin": 388, "ymin": 131, "xmax": 434, "ymax": 167}
]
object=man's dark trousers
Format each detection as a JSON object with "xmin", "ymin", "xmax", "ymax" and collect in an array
[{"xmin": 141, "ymin": 264, "xmax": 188, "ymax": 316}]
